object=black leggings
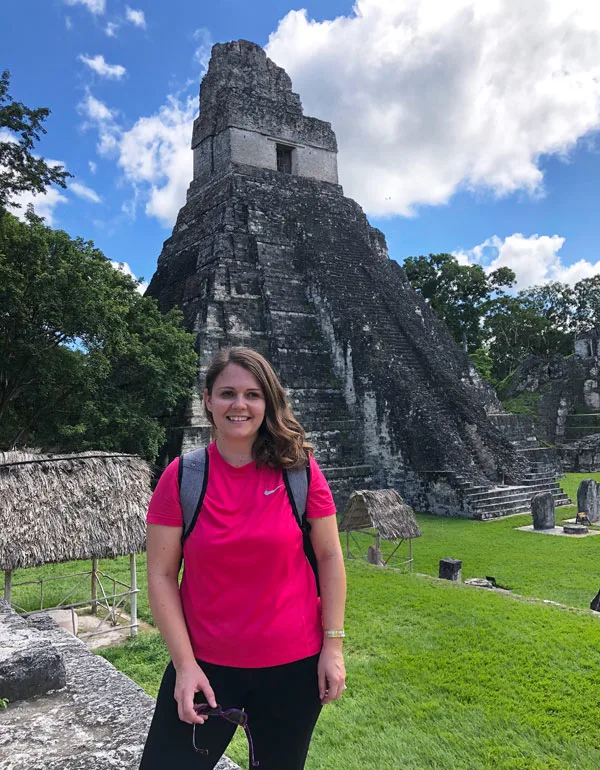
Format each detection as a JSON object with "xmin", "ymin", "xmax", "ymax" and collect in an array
[{"xmin": 139, "ymin": 654, "xmax": 322, "ymax": 770}]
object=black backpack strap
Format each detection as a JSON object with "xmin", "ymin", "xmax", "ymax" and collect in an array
[
  {"xmin": 283, "ymin": 463, "xmax": 320, "ymax": 595},
  {"xmin": 178, "ymin": 447, "xmax": 209, "ymax": 542}
]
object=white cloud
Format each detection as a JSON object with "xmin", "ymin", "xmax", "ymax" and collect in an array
[
  {"xmin": 125, "ymin": 6, "xmax": 146, "ymax": 28},
  {"xmin": 77, "ymin": 81, "xmax": 196, "ymax": 227},
  {"xmin": 64, "ymin": 0, "xmax": 105, "ymax": 15},
  {"xmin": 0, "ymin": 128, "xmax": 18, "ymax": 145},
  {"xmin": 111, "ymin": 260, "xmax": 149, "ymax": 294},
  {"xmin": 3, "ymin": 155, "xmax": 68, "ymax": 224},
  {"xmin": 65, "ymin": 16, "xmax": 73, "ymax": 29},
  {"xmin": 78, "ymin": 90, "xmax": 120, "ymax": 156},
  {"xmin": 7, "ymin": 187, "xmax": 68, "ymax": 226},
  {"xmin": 454, "ymin": 233, "xmax": 600, "ymax": 290},
  {"xmin": 192, "ymin": 27, "xmax": 212, "ymax": 73},
  {"xmin": 105, "ymin": 21, "xmax": 118, "ymax": 37},
  {"xmin": 70, "ymin": 181, "xmax": 101, "ymax": 203},
  {"xmin": 89, "ymin": 160, "xmax": 97, "ymax": 174},
  {"xmin": 116, "ymin": 95, "xmax": 196, "ymax": 226},
  {"xmin": 266, "ymin": 0, "xmax": 600, "ymax": 217},
  {"xmin": 79, "ymin": 54, "xmax": 126, "ymax": 80},
  {"xmin": 79, "ymin": 90, "xmax": 116, "ymax": 123},
  {"xmin": 121, "ymin": 196, "xmax": 138, "ymax": 220}
]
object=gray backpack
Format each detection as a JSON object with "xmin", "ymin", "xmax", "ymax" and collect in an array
[{"xmin": 177, "ymin": 448, "xmax": 320, "ymax": 594}]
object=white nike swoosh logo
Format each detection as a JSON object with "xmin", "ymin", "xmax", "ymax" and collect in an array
[{"xmin": 264, "ymin": 485, "xmax": 283, "ymax": 496}]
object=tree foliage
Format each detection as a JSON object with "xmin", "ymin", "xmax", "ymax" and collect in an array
[
  {"xmin": 403, "ymin": 253, "xmax": 515, "ymax": 352},
  {"xmin": 0, "ymin": 70, "xmax": 71, "ymax": 209},
  {"xmin": 485, "ymin": 279, "xmax": 600, "ymax": 381},
  {"xmin": 0, "ymin": 211, "xmax": 198, "ymax": 459},
  {"xmin": 404, "ymin": 253, "xmax": 600, "ymax": 384}
]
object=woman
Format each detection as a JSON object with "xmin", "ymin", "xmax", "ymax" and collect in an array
[{"xmin": 139, "ymin": 347, "xmax": 346, "ymax": 770}]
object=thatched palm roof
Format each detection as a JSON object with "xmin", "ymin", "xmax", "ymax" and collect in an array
[
  {"xmin": 339, "ymin": 489, "xmax": 422, "ymax": 540},
  {"xmin": 0, "ymin": 451, "xmax": 152, "ymax": 571}
]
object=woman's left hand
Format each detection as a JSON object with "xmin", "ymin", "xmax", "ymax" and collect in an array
[{"xmin": 318, "ymin": 644, "xmax": 346, "ymax": 704}]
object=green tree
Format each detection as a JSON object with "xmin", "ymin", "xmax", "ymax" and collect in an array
[
  {"xmin": 484, "ymin": 294, "xmax": 572, "ymax": 383},
  {"xmin": 0, "ymin": 70, "xmax": 71, "ymax": 209},
  {"xmin": 521, "ymin": 282, "xmax": 575, "ymax": 337},
  {"xmin": 573, "ymin": 275, "xmax": 600, "ymax": 330},
  {"xmin": 403, "ymin": 253, "xmax": 515, "ymax": 353},
  {"xmin": 468, "ymin": 348, "xmax": 494, "ymax": 382},
  {"xmin": 0, "ymin": 211, "xmax": 197, "ymax": 459}
]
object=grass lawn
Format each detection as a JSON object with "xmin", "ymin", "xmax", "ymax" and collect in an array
[
  {"xmin": 101, "ymin": 560, "xmax": 600, "ymax": 770},
  {"xmin": 345, "ymin": 473, "xmax": 600, "ymax": 610},
  {"xmin": 8, "ymin": 472, "xmax": 600, "ymax": 768}
]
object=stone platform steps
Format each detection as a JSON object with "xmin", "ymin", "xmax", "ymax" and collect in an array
[
  {"xmin": 456, "ymin": 413, "xmax": 571, "ymax": 518},
  {"xmin": 252, "ymin": 237, "xmax": 374, "ymax": 501},
  {"xmin": 453, "ymin": 462, "xmax": 571, "ymax": 520},
  {"xmin": 455, "ymin": 476, "xmax": 571, "ymax": 520}
]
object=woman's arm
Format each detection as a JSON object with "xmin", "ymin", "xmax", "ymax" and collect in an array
[
  {"xmin": 309, "ymin": 515, "xmax": 347, "ymax": 704},
  {"xmin": 146, "ymin": 523, "xmax": 217, "ymax": 723}
]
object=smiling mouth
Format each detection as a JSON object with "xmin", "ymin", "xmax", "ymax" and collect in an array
[{"xmin": 226, "ymin": 416, "xmax": 250, "ymax": 422}]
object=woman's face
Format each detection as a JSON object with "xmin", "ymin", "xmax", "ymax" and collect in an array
[{"xmin": 204, "ymin": 363, "xmax": 266, "ymax": 444}]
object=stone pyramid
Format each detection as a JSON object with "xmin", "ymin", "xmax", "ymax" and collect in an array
[{"xmin": 147, "ymin": 39, "xmax": 528, "ymax": 513}]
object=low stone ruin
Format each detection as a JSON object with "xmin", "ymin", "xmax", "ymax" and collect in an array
[
  {"xmin": 0, "ymin": 600, "xmax": 239, "ymax": 770},
  {"xmin": 504, "ymin": 330, "xmax": 600, "ymax": 471},
  {"xmin": 561, "ymin": 435, "xmax": 600, "ymax": 473}
]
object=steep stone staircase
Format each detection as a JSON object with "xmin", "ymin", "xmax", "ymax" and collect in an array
[
  {"xmin": 457, "ymin": 415, "xmax": 572, "ymax": 519},
  {"xmin": 251, "ymin": 215, "xmax": 373, "ymax": 506}
]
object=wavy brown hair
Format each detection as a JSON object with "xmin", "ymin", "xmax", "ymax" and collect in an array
[{"xmin": 203, "ymin": 347, "xmax": 312, "ymax": 469}]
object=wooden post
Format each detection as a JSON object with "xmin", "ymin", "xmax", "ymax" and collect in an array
[
  {"xmin": 4, "ymin": 570, "xmax": 11, "ymax": 605},
  {"xmin": 130, "ymin": 553, "xmax": 138, "ymax": 637},
  {"xmin": 91, "ymin": 558, "xmax": 98, "ymax": 615},
  {"xmin": 374, "ymin": 532, "xmax": 382, "ymax": 564},
  {"xmin": 409, "ymin": 539, "xmax": 413, "ymax": 572}
]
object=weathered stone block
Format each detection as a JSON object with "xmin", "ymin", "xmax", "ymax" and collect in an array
[
  {"xmin": 577, "ymin": 479, "xmax": 600, "ymax": 523},
  {"xmin": 563, "ymin": 523, "xmax": 588, "ymax": 535},
  {"xmin": 439, "ymin": 558, "xmax": 462, "ymax": 582},
  {"xmin": 0, "ymin": 599, "xmax": 66, "ymax": 703},
  {"xmin": 531, "ymin": 492, "xmax": 555, "ymax": 530}
]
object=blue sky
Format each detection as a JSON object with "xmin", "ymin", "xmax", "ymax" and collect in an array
[{"xmin": 4, "ymin": 0, "xmax": 600, "ymax": 293}]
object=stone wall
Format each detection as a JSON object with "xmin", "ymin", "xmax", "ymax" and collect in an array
[
  {"xmin": 575, "ymin": 328, "xmax": 600, "ymax": 360},
  {"xmin": 194, "ymin": 128, "xmax": 338, "ymax": 186}
]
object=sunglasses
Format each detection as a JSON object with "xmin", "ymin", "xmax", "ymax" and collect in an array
[{"xmin": 193, "ymin": 703, "xmax": 259, "ymax": 767}]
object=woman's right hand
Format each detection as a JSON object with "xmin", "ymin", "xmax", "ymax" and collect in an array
[{"xmin": 174, "ymin": 662, "xmax": 217, "ymax": 724}]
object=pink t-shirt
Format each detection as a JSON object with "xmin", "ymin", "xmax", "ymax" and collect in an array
[{"xmin": 146, "ymin": 442, "xmax": 337, "ymax": 668}]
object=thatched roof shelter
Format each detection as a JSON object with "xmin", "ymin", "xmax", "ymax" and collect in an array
[
  {"xmin": 339, "ymin": 489, "xmax": 422, "ymax": 540},
  {"xmin": 0, "ymin": 451, "xmax": 152, "ymax": 571}
]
